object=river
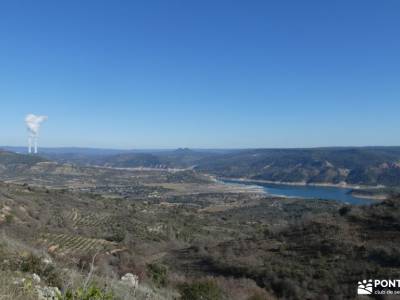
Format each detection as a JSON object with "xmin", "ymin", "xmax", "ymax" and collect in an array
[{"xmin": 221, "ymin": 178, "xmax": 375, "ymax": 205}]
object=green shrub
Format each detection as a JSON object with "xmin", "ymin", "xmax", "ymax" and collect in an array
[
  {"xmin": 60, "ymin": 285, "xmax": 114, "ymax": 300},
  {"xmin": 20, "ymin": 253, "xmax": 62, "ymax": 287},
  {"xmin": 20, "ymin": 253, "xmax": 42, "ymax": 273},
  {"xmin": 368, "ymin": 246, "xmax": 400, "ymax": 267},
  {"xmin": 42, "ymin": 263, "xmax": 63, "ymax": 287},
  {"xmin": 179, "ymin": 279, "xmax": 224, "ymax": 300},
  {"xmin": 338, "ymin": 206, "xmax": 351, "ymax": 216},
  {"xmin": 247, "ymin": 293, "xmax": 267, "ymax": 300},
  {"xmin": 5, "ymin": 214, "xmax": 14, "ymax": 224},
  {"xmin": 104, "ymin": 230, "xmax": 125, "ymax": 243},
  {"xmin": 147, "ymin": 263, "xmax": 168, "ymax": 287}
]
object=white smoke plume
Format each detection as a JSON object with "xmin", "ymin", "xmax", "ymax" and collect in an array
[
  {"xmin": 25, "ymin": 114, "xmax": 48, "ymax": 154},
  {"xmin": 25, "ymin": 114, "xmax": 48, "ymax": 137}
]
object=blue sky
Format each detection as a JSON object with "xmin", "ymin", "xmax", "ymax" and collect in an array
[{"xmin": 0, "ymin": 0, "xmax": 399, "ymax": 149}]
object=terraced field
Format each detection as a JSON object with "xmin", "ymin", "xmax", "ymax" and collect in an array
[
  {"xmin": 40, "ymin": 233, "xmax": 116, "ymax": 254},
  {"xmin": 68, "ymin": 209, "xmax": 113, "ymax": 226},
  {"xmin": 65, "ymin": 209, "xmax": 117, "ymax": 235}
]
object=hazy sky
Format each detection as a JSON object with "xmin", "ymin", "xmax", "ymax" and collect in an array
[{"xmin": 1, "ymin": 1, "xmax": 399, "ymax": 149}]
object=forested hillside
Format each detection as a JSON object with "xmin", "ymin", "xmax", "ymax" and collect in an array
[{"xmin": 195, "ymin": 147, "xmax": 400, "ymax": 186}]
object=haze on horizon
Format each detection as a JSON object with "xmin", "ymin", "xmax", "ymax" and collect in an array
[{"xmin": 1, "ymin": 1, "xmax": 399, "ymax": 149}]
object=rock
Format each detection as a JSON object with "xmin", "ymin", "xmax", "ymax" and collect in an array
[
  {"xmin": 121, "ymin": 273, "xmax": 139, "ymax": 289},
  {"xmin": 42, "ymin": 257, "xmax": 52, "ymax": 265},
  {"xmin": 36, "ymin": 286, "xmax": 61, "ymax": 300},
  {"xmin": 13, "ymin": 278, "xmax": 26, "ymax": 285},
  {"xmin": 32, "ymin": 273, "xmax": 41, "ymax": 283},
  {"xmin": 48, "ymin": 245, "xmax": 59, "ymax": 253}
]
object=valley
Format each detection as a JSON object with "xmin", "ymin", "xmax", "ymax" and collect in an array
[{"xmin": 0, "ymin": 148, "xmax": 400, "ymax": 299}]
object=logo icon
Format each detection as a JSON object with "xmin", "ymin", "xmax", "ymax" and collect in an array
[{"xmin": 358, "ymin": 279, "xmax": 373, "ymax": 295}]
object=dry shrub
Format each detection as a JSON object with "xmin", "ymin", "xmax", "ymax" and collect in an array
[{"xmin": 214, "ymin": 276, "xmax": 275, "ymax": 300}]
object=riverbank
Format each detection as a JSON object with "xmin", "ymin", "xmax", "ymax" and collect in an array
[
  {"xmin": 350, "ymin": 191, "xmax": 387, "ymax": 201},
  {"xmin": 217, "ymin": 177, "xmax": 385, "ymax": 190}
]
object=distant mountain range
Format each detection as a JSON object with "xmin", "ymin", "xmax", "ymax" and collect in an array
[
  {"xmin": 2, "ymin": 146, "xmax": 400, "ymax": 186},
  {"xmin": 195, "ymin": 147, "xmax": 400, "ymax": 187}
]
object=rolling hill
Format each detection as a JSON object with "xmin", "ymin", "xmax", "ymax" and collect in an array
[
  {"xmin": 4, "ymin": 147, "xmax": 400, "ymax": 187},
  {"xmin": 69, "ymin": 147, "xmax": 400, "ymax": 187},
  {"xmin": 195, "ymin": 147, "xmax": 400, "ymax": 186}
]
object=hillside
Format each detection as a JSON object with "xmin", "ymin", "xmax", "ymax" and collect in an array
[
  {"xmin": 31, "ymin": 147, "xmax": 400, "ymax": 187},
  {"xmin": 4, "ymin": 146, "xmax": 400, "ymax": 187},
  {"xmin": 1, "ymin": 175, "xmax": 400, "ymax": 299},
  {"xmin": 41, "ymin": 148, "xmax": 218, "ymax": 169},
  {"xmin": 0, "ymin": 151, "xmax": 49, "ymax": 178},
  {"xmin": 0, "ymin": 172, "xmax": 276, "ymax": 299},
  {"xmin": 173, "ymin": 196, "xmax": 400, "ymax": 299},
  {"xmin": 0, "ymin": 149, "xmax": 400, "ymax": 298},
  {"xmin": 195, "ymin": 147, "xmax": 400, "ymax": 187},
  {"xmin": 0, "ymin": 150, "xmax": 47, "ymax": 166},
  {"xmin": 2, "ymin": 149, "xmax": 400, "ymax": 299}
]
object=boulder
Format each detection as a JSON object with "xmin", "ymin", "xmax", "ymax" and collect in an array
[
  {"xmin": 36, "ymin": 286, "xmax": 61, "ymax": 300},
  {"xmin": 121, "ymin": 273, "xmax": 139, "ymax": 289}
]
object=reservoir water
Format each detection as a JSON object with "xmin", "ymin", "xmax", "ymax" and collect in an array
[{"xmin": 221, "ymin": 178, "xmax": 375, "ymax": 205}]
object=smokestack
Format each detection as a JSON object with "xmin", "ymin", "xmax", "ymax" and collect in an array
[
  {"xmin": 25, "ymin": 114, "xmax": 48, "ymax": 154},
  {"xmin": 28, "ymin": 137, "xmax": 32, "ymax": 154}
]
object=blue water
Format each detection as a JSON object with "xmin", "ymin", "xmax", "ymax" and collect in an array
[{"xmin": 221, "ymin": 179, "xmax": 375, "ymax": 205}]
